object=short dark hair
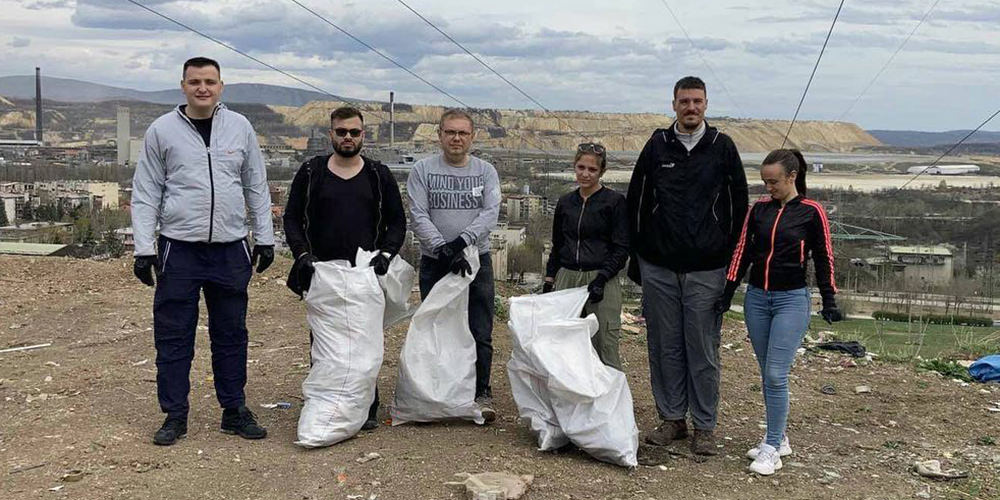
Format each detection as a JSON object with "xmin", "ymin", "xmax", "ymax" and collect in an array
[
  {"xmin": 330, "ymin": 106, "xmax": 364, "ymax": 124},
  {"xmin": 183, "ymin": 57, "xmax": 220, "ymax": 79},
  {"xmin": 673, "ymin": 76, "xmax": 706, "ymax": 99}
]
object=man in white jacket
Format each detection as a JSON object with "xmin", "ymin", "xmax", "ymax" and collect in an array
[{"xmin": 131, "ymin": 57, "xmax": 275, "ymax": 446}]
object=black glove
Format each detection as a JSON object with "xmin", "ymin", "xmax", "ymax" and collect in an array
[
  {"xmin": 821, "ymin": 306, "xmax": 843, "ymax": 324},
  {"xmin": 450, "ymin": 255, "xmax": 473, "ymax": 278},
  {"xmin": 542, "ymin": 281, "xmax": 554, "ymax": 293},
  {"xmin": 436, "ymin": 237, "xmax": 468, "ymax": 262},
  {"xmin": 288, "ymin": 253, "xmax": 318, "ymax": 296},
  {"xmin": 369, "ymin": 253, "xmax": 391, "ymax": 276},
  {"xmin": 587, "ymin": 275, "xmax": 608, "ymax": 303},
  {"xmin": 251, "ymin": 245, "xmax": 274, "ymax": 273},
  {"xmin": 133, "ymin": 255, "xmax": 157, "ymax": 287},
  {"xmin": 714, "ymin": 281, "xmax": 739, "ymax": 314}
]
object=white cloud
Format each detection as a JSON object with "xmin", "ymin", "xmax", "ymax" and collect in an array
[{"xmin": 0, "ymin": 0, "xmax": 996, "ymax": 130}]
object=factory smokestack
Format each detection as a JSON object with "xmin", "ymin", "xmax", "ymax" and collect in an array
[
  {"xmin": 35, "ymin": 67, "xmax": 43, "ymax": 145},
  {"xmin": 389, "ymin": 91, "xmax": 395, "ymax": 148}
]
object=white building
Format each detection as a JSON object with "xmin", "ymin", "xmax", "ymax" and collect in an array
[{"xmin": 905, "ymin": 164, "xmax": 980, "ymax": 176}]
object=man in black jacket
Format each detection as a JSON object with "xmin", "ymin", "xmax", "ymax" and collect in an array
[
  {"xmin": 283, "ymin": 106, "xmax": 406, "ymax": 430},
  {"xmin": 626, "ymin": 76, "xmax": 749, "ymax": 455}
]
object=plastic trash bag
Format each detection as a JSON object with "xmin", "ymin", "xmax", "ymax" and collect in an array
[
  {"xmin": 379, "ymin": 255, "xmax": 416, "ymax": 328},
  {"xmin": 391, "ymin": 246, "xmax": 484, "ymax": 425},
  {"xmin": 969, "ymin": 354, "xmax": 1000, "ymax": 383},
  {"xmin": 295, "ymin": 250, "xmax": 384, "ymax": 448},
  {"xmin": 507, "ymin": 287, "xmax": 639, "ymax": 467}
]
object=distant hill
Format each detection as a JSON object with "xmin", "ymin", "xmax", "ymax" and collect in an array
[
  {"xmin": 868, "ymin": 129, "xmax": 1000, "ymax": 148},
  {"xmin": 0, "ymin": 75, "xmax": 343, "ymax": 107}
]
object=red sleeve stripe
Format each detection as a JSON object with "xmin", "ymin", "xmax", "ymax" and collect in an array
[
  {"xmin": 801, "ymin": 199, "xmax": 837, "ymax": 293},
  {"xmin": 726, "ymin": 197, "xmax": 766, "ymax": 281}
]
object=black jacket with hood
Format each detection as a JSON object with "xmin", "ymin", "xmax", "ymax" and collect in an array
[
  {"xmin": 626, "ymin": 122, "xmax": 749, "ymax": 274},
  {"xmin": 283, "ymin": 154, "xmax": 406, "ymax": 291}
]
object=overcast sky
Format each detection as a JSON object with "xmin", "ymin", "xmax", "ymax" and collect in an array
[{"xmin": 3, "ymin": 0, "xmax": 999, "ymax": 131}]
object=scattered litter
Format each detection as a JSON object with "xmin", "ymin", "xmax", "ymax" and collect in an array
[
  {"xmin": 44, "ymin": 375, "xmax": 52, "ymax": 383},
  {"xmin": 9, "ymin": 462, "xmax": 46, "ymax": 474},
  {"xmin": 356, "ymin": 452, "xmax": 382, "ymax": 464},
  {"xmin": 131, "ymin": 359, "xmax": 149, "ymax": 366},
  {"xmin": 45, "ymin": 361, "xmax": 60, "ymax": 367},
  {"xmin": 48, "ymin": 485, "xmax": 64, "ymax": 492},
  {"xmin": 814, "ymin": 340, "xmax": 866, "ymax": 358},
  {"xmin": 621, "ymin": 324, "xmax": 643, "ymax": 335},
  {"xmin": 855, "ymin": 385, "xmax": 872, "ymax": 394},
  {"xmin": 722, "ymin": 343, "xmax": 734, "ymax": 350},
  {"xmin": 820, "ymin": 384, "xmax": 837, "ymax": 395},
  {"xmin": 0, "ymin": 343, "xmax": 52, "ymax": 354},
  {"xmin": 839, "ymin": 358, "xmax": 858, "ymax": 368},
  {"xmin": 61, "ymin": 470, "xmax": 85, "ymax": 482},
  {"xmin": 259, "ymin": 402, "xmax": 292, "ymax": 410},
  {"xmin": 913, "ymin": 459, "xmax": 968, "ymax": 480},
  {"xmin": 445, "ymin": 472, "xmax": 533, "ymax": 500}
]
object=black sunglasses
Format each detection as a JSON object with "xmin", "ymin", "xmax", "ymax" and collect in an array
[
  {"xmin": 578, "ymin": 142, "xmax": 606, "ymax": 156},
  {"xmin": 334, "ymin": 128, "xmax": 363, "ymax": 138}
]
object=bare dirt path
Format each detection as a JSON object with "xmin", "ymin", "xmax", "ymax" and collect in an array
[{"xmin": 1, "ymin": 256, "xmax": 997, "ymax": 499}]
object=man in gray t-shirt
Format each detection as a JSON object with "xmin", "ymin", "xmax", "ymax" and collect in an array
[{"xmin": 406, "ymin": 109, "xmax": 501, "ymax": 423}]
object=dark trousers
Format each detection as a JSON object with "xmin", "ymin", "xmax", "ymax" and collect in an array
[
  {"xmin": 309, "ymin": 331, "xmax": 379, "ymax": 421},
  {"xmin": 153, "ymin": 236, "xmax": 253, "ymax": 419},
  {"xmin": 419, "ymin": 253, "xmax": 494, "ymax": 398}
]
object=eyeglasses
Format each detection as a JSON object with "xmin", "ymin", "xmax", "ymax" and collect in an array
[
  {"xmin": 578, "ymin": 143, "xmax": 606, "ymax": 156},
  {"xmin": 333, "ymin": 128, "xmax": 363, "ymax": 138},
  {"xmin": 441, "ymin": 129, "xmax": 472, "ymax": 139}
]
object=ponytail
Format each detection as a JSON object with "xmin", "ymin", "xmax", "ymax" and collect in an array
[
  {"xmin": 762, "ymin": 148, "xmax": 808, "ymax": 197},
  {"xmin": 791, "ymin": 149, "xmax": 807, "ymax": 197}
]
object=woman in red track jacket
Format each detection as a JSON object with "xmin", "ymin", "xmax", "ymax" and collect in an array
[{"xmin": 716, "ymin": 149, "xmax": 842, "ymax": 476}]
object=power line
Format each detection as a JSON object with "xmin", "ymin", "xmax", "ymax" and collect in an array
[
  {"xmin": 837, "ymin": 0, "xmax": 941, "ymax": 122},
  {"xmin": 288, "ymin": 0, "xmax": 557, "ymax": 157},
  {"xmin": 897, "ymin": 106, "xmax": 1000, "ymax": 190},
  {"xmin": 655, "ymin": 0, "xmax": 746, "ymax": 118},
  {"xmin": 781, "ymin": 0, "xmax": 846, "ymax": 149},
  {"xmin": 394, "ymin": 0, "xmax": 622, "ymax": 160}
]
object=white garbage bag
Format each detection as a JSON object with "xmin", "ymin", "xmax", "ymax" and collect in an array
[
  {"xmin": 507, "ymin": 287, "xmax": 639, "ymax": 467},
  {"xmin": 378, "ymin": 254, "xmax": 416, "ymax": 328},
  {"xmin": 391, "ymin": 246, "xmax": 484, "ymax": 425},
  {"xmin": 295, "ymin": 250, "xmax": 385, "ymax": 448}
]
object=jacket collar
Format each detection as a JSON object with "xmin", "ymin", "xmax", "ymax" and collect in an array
[
  {"xmin": 174, "ymin": 102, "xmax": 226, "ymax": 123},
  {"xmin": 661, "ymin": 119, "xmax": 719, "ymax": 150}
]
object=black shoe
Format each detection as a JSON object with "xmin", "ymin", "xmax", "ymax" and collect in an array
[
  {"xmin": 361, "ymin": 419, "xmax": 379, "ymax": 431},
  {"xmin": 153, "ymin": 417, "xmax": 187, "ymax": 446},
  {"xmin": 220, "ymin": 406, "xmax": 267, "ymax": 440}
]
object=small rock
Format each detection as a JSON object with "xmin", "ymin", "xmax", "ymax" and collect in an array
[
  {"xmin": 445, "ymin": 472, "xmax": 533, "ymax": 500},
  {"xmin": 356, "ymin": 452, "xmax": 382, "ymax": 464},
  {"xmin": 855, "ymin": 385, "xmax": 871, "ymax": 394},
  {"xmin": 61, "ymin": 470, "xmax": 85, "ymax": 482},
  {"xmin": 914, "ymin": 491, "xmax": 931, "ymax": 499}
]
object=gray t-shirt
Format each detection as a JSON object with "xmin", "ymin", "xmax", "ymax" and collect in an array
[
  {"xmin": 407, "ymin": 153, "xmax": 501, "ymax": 257},
  {"xmin": 674, "ymin": 121, "xmax": 706, "ymax": 152}
]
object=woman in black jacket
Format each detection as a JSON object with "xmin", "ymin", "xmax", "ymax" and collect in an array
[
  {"xmin": 543, "ymin": 143, "xmax": 629, "ymax": 370},
  {"xmin": 716, "ymin": 149, "xmax": 842, "ymax": 475}
]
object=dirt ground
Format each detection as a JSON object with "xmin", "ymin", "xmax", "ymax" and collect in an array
[{"xmin": 1, "ymin": 256, "xmax": 998, "ymax": 500}]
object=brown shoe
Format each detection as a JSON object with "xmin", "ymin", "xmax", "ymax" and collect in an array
[
  {"xmin": 644, "ymin": 419, "xmax": 688, "ymax": 446},
  {"xmin": 692, "ymin": 429, "xmax": 719, "ymax": 456}
]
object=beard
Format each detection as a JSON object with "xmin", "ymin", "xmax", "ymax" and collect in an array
[{"xmin": 333, "ymin": 138, "xmax": 363, "ymax": 158}]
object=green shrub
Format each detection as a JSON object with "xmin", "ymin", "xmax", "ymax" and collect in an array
[
  {"xmin": 917, "ymin": 358, "xmax": 973, "ymax": 382},
  {"xmin": 872, "ymin": 311, "xmax": 992, "ymax": 327}
]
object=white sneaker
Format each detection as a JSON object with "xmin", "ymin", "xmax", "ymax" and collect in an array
[
  {"xmin": 747, "ymin": 435, "xmax": 792, "ymax": 460},
  {"xmin": 749, "ymin": 443, "xmax": 783, "ymax": 475}
]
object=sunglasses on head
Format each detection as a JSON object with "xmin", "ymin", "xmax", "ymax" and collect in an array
[
  {"xmin": 334, "ymin": 128, "xmax": 363, "ymax": 138},
  {"xmin": 578, "ymin": 142, "xmax": 606, "ymax": 156}
]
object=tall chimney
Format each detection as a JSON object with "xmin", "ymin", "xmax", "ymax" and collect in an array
[
  {"xmin": 116, "ymin": 105, "xmax": 130, "ymax": 166},
  {"xmin": 34, "ymin": 67, "xmax": 43, "ymax": 145},
  {"xmin": 389, "ymin": 91, "xmax": 395, "ymax": 148}
]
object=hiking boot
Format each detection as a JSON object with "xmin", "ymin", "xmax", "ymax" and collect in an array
[
  {"xmin": 644, "ymin": 419, "xmax": 688, "ymax": 446},
  {"xmin": 749, "ymin": 443, "xmax": 783, "ymax": 475},
  {"xmin": 475, "ymin": 395, "xmax": 497, "ymax": 424},
  {"xmin": 747, "ymin": 435, "xmax": 792, "ymax": 460},
  {"xmin": 691, "ymin": 429, "xmax": 719, "ymax": 456},
  {"xmin": 153, "ymin": 417, "xmax": 187, "ymax": 446},
  {"xmin": 220, "ymin": 406, "xmax": 267, "ymax": 439},
  {"xmin": 361, "ymin": 418, "xmax": 379, "ymax": 431}
]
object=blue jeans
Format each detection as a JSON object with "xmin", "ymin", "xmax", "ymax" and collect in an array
[{"xmin": 743, "ymin": 285, "xmax": 811, "ymax": 447}]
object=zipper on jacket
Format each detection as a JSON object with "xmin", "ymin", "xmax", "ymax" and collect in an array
[
  {"xmin": 636, "ymin": 176, "xmax": 646, "ymax": 233},
  {"xmin": 207, "ymin": 147, "xmax": 215, "ymax": 242},
  {"xmin": 711, "ymin": 192, "xmax": 720, "ymax": 222},
  {"xmin": 575, "ymin": 194, "xmax": 588, "ymax": 265},
  {"xmin": 763, "ymin": 206, "xmax": 786, "ymax": 290},
  {"xmin": 372, "ymin": 161, "xmax": 383, "ymax": 250}
]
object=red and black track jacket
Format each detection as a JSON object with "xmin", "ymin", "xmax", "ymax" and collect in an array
[{"xmin": 725, "ymin": 195, "xmax": 837, "ymax": 308}]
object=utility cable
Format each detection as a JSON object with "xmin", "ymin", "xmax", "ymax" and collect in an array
[{"xmin": 781, "ymin": 0, "xmax": 846, "ymax": 148}]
